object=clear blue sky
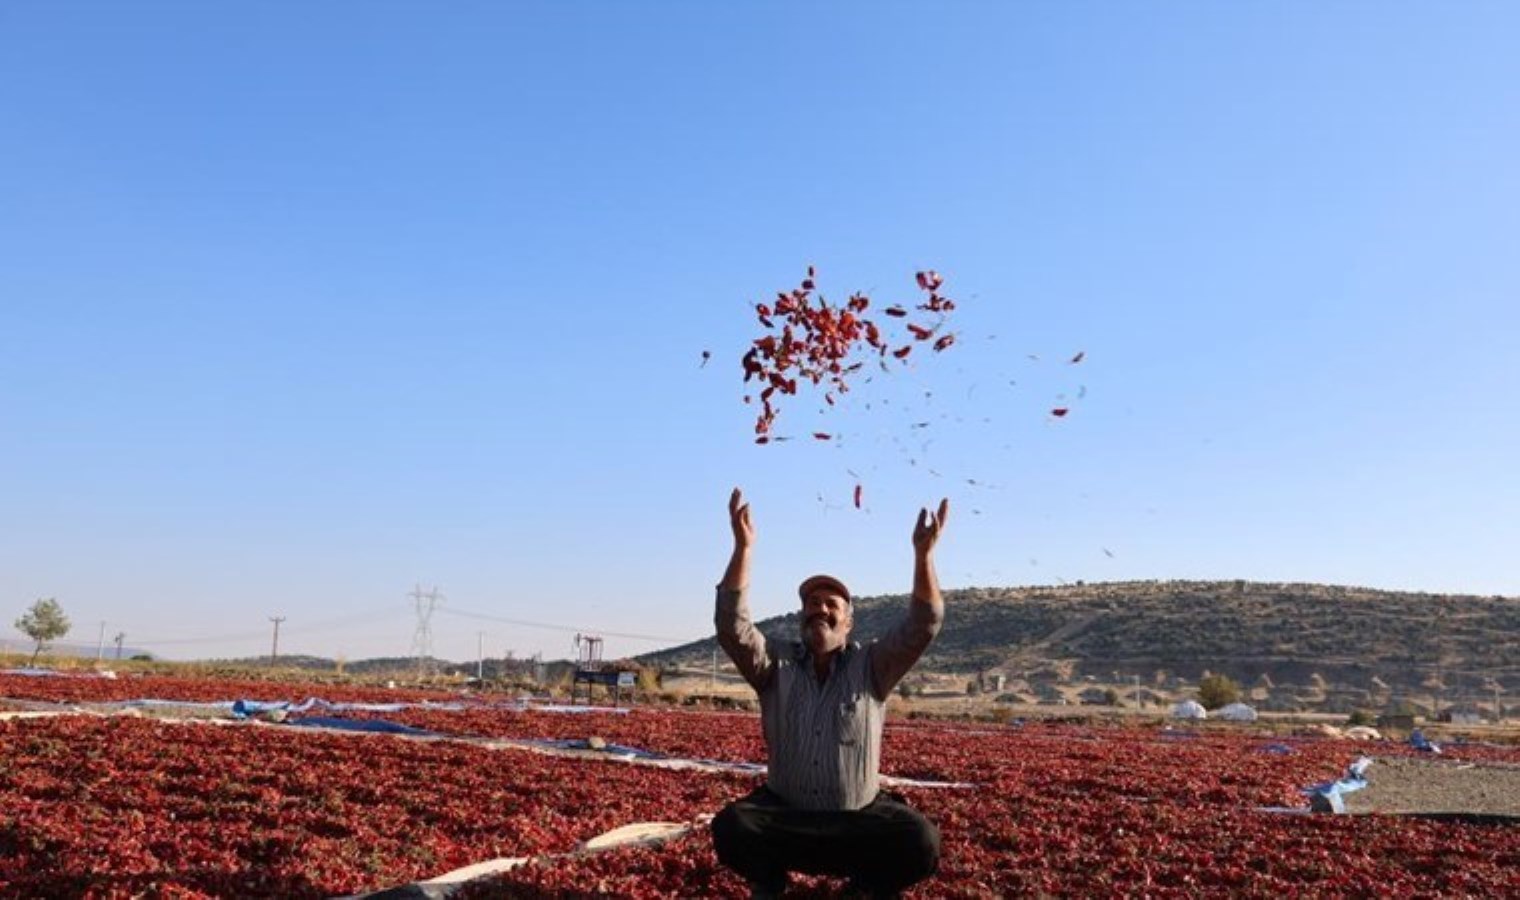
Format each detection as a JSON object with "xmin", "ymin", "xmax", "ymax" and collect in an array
[{"xmin": 3, "ymin": 3, "xmax": 1517, "ymax": 664}]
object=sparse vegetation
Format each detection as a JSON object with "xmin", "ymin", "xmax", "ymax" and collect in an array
[
  {"xmin": 1197, "ymin": 674, "xmax": 1242, "ymax": 710},
  {"xmin": 643, "ymin": 581, "xmax": 1519, "ymax": 706},
  {"xmin": 16, "ymin": 597, "xmax": 70, "ymax": 666}
]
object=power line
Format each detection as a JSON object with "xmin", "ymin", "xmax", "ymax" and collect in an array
[
  {"xmin": 436, "ymin": 606, "xmax": 694, "ymax": 645},
  {"xmin": 126, "ymin": 607, "xmax": 410, "ymax": 647}
]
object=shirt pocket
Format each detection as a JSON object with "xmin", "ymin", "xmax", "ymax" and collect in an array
[{"xmin": 836, "ymin": 694, "xmax": 867, "ymax": 746}]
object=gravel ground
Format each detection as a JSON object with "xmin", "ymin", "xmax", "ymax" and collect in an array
[{"xmin": 1343, "ymin": 756, "xmax": 1520, "ymax": 818}]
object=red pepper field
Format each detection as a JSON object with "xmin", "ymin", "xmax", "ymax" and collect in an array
[{"xmin": 2, "ymin": 672, "xmax": 1516, "ymax": 898}]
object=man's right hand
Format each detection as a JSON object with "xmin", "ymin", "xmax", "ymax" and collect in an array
[{"xmin": 728, "ymin": 487, "xmax": 754, "ymax": 550}]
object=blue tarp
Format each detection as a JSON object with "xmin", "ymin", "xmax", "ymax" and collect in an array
[
  {"xmin": 1410, "ymin": 729, "xmax": 1442, "ymax": 754},
  {"xmin": 1259, "ymin": 743, "xmax": 1296, "ymax": 755},
  {"xmin": 288, "ymin": 716, "xmax": 438, "ymax": 736},
  {"xmin": 231, "ymin": 699, "xmax": 290, "ymax": 718},
  {"xmin": 127, "ymin": 699, "xmax": 233, "ymax": 710},
  {"xmin": 528, "ymin": 738, "xmax": 668, "ymax": 759},
  {"xmin": 229, "ymin": 697, "xmax": 483, "ymax": 719},
  {"xmin": 1301, "ymin": 756, "xmax": 1373, "ymax": 813}
]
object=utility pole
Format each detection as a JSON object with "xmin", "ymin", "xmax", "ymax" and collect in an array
[
  {"xmin": 477, "ymin": 631, "xmax": 485, "ymax": 681},
  {"xmin": 269, "ymin": 616, "xmax": 285, "ymax": 667},
  {"xmin": 96, "ymin": 621, "xmax": 107, "ymax": 662},
  {"xmin": 113, "ymin": 632, "xmax": 125, "ymax": 660},
  {"xmin": 1133, "ymin": 674, "xmax": 1141, "ymax": 709},
  {"xmin": 711, "ymin": 646, "xmax": 717, "ymax": 693}
]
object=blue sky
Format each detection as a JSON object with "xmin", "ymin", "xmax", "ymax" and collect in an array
[{"xmin": 2, "ymin": 3, "xmax": 1517, "ymax": 664}]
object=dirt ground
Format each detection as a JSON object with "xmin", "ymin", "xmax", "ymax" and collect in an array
[{"xmin": 1343, "ymin": 756, "xmax": 1520, "ymax": 818}]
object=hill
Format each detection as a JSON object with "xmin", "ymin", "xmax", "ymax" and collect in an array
[{"xmin": 642, "ymin": 580, "xmax": 1518, "ymax": 712}]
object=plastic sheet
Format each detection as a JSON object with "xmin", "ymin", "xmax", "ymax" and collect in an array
[{"xmin": 1301, "ymin": 756, "xmax": 1373, "ymax": 813}]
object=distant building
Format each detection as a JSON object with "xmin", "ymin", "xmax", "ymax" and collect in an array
[{"xmin": 1437, "ymin": 707, "xmax": 1483, "ymax": 726}]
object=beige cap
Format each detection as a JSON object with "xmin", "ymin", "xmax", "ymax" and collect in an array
[{"xmin": 797, "ymin": 574, "xmax": 851, "ymax": 604}]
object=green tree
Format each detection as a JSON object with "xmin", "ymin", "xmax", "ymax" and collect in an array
[
  {"xmin": 1196, "ymin": 673, "xmax": 1241, "ymax": 710},
  {"xmin": 16, "ymin": 597, "xmax": 70, "ymax": 666}
]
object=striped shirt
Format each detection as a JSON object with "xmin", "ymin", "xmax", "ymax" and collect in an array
[{"xmin": 714, "ymin": 587, "xmax": 941, "ymax": 811}]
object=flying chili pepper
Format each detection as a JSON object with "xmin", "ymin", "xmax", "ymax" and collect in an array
[{"xmin": 741, "ymin": 267, "xmax": 958, "ymax": 440}]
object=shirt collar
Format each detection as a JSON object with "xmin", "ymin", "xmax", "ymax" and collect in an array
[{"xmin": 792, "ymin": 639, "xmax": 859, "ymax": 666}]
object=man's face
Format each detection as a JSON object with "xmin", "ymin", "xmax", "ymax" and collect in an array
[{"xmin": 800, "ymin": 588, "xmax": 851, "ymax": 656}]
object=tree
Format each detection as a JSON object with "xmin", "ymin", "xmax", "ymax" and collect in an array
[
  {"xmin": 16, "ymin": 597, "xmax": 70, "ymax": 666},
  {"xmin": 1196, "ymin": 673, "xmax": 1241, "ymax": 710}
]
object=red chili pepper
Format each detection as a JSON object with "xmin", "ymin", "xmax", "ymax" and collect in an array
[
  {"xmin": 933, "ymin": 334, "xmax": 956, "ymax": 352},
  {"xmin": 893, "ymin": 345, "xmax": 912, "ymax": 359},
  {"xmin": 1051, "ymin": 407, "xmax": 1069, "ymax": 417},
  {"xmin": 813, "ymin": 432, "xmax": 831, "ymax": 441},
  {"xmin": 853, "ymin": 484, "xmax": 863, "ymax": 508},
  {"xmin": 1070, "ymin": 351, "xmax": 1085, "ymax": 364},
  {"xmin": 884, "ymin": 306, "xmax": 908, "ymax": 317}
]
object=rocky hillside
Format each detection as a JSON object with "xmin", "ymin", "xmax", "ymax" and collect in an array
[{"xmin": 642, "ymin": 580, "xmax": 1518, "ymax": 708}]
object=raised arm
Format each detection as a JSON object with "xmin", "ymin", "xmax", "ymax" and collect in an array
[
  {"xmin": 714, "ymin": 488, "xmax": 774, "ymax": 692},
  {"xmin": 869, "ymin": 498, "xmax": 949, "ymax": 700}
]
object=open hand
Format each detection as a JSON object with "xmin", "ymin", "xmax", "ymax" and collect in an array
[
  {"xmin": 912, "ymin": 498, "xmax": 949, "ymax": 555},
  {"xmin": 729, "ymin": 488, "xmax": 755, "ymax": 549}
]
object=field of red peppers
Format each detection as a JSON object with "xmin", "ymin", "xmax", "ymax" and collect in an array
[{"xmin": 2, "ymin": 671, "xmax": 1517, "ymax": 898}]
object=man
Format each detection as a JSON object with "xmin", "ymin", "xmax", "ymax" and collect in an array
[{"xmin": 711, "ymin": 487, "xmax": 947, "ymax": 899}]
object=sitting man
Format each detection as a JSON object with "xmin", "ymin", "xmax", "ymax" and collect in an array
[{"xmin": 711, "ymin": 488, "xmax": 947, "ymax": 898}]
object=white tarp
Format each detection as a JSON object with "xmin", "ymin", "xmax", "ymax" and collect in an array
[
  {"xmin": 1170, "ymin": 700, "xmax": 1207, "ymax": 719},
  {"xmin": 1216, "ymin": 702, "xmax": 1258, "ymax": 722}
]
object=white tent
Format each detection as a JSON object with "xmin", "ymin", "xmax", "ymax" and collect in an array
[
  {"xmin": 1170, "ymin": 699, "xmax": 1207, "ymax": 719},
  {"xmin": 1216, "ymin": 702, "xmax": 1258, "ymax": 722}
]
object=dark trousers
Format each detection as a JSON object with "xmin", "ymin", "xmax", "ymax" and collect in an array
[{"xmin": 711, "ymin": 785, "xmax": 940, "ymax": 896}]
